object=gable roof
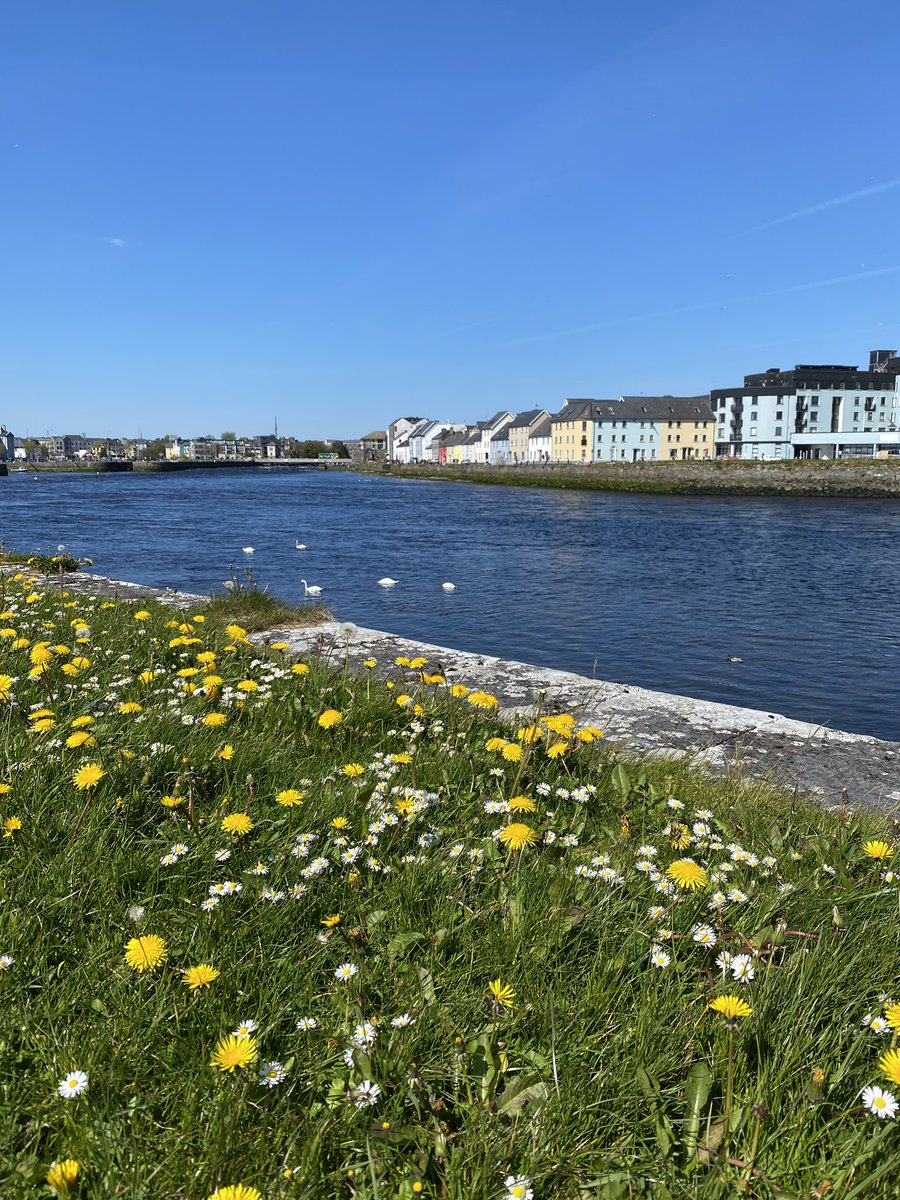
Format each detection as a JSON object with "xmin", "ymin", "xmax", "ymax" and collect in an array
[
  {"xmin": 360, "ymin": 430, "xmax": 386, "ymax": 442},
  {"xmin": 508, "ymin": 408, "xmax": 548, "ymax": 429},
  {"xmin": 529, "ymin": 416, "xmax": 553, "ymax": 439}
]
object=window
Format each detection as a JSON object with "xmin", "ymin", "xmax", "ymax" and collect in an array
[
  {"xmin": 749, "ymin": 427, "xmax": 758, "ymax": 436},
  {"xmin": 776, "ymin": 410, "xmax": 783, "ymax": 418},
  {"xmin": 649, "ymin": 435, "xmax": 654, "ymax": 443},
  {"xmin": 639, "ymin": 434, "xmax": 645, "ymax": 443},
  {"xmin": 611, "ymin": 435, "xmax": 616, "ymax": 443},
  {"xmin": 667, "ymin": 434, "xmax": 672, "ymax": 442},
  {"xmin": 694, "ymin": 435, "xmax": 699, "ymax": 442},
  {"xmin": 775, "ymin": 426, "xmax": 782, "ymax": 435}
]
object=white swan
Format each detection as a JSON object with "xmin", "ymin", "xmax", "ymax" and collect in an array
[
  {"xmin": 242, "ymin": 546, "xmax": 255, "ymax": 554},
  {"xmin": 441, "ymin": 582, "xmax": 456, "ymax": 592},
  {"xmin": 301, "ymin": 579, "xmax": 324, "ymax": 596},
  {"xmin": 295, "ymin": 542, "xmax": 307, "ymax": 551},
  {"xmin": 378, "ymin": 577, "xmax": 399, "ymax": 588}
]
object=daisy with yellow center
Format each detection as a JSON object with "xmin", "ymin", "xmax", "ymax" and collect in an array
[
  {"xmin": 498, "ymin": 823, "xmax": 537, "ymax": 852},
  {"xmin": 124, "ymin": 934, "xmax": 168, "ymax": 972},
  {"xmin": 73, "ymin": 763, "xmax": 105, "ymax": 790},
  {"xmin": 221, "ymin": 813, "xmax": 253, "ymax": 836},
  {"xmin": 275, "ymin": 788, "xmax": 304, "ymax": 807},
  {"xmin": 210, "ymin": 1034, "xmax": 258, "ymax": 1072},
  {"xmin": 709, "ymin": 995, "xmax": 753, "ymax": 1020},
  {"xmin": 183, "ymin": 964, "xmax": 220, "ymax": 990},
  {"xmin": 667, "ymin": 859, "xmax": 707, "ymax": 890}
]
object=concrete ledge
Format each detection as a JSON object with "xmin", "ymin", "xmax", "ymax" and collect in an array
[
  {"xmin": 256, "ymin": 620, "xmax": 900, "ymax": 813},
  {"xmin": 1, "ymin": 567, "xmax": 206, "ymax": 606}
]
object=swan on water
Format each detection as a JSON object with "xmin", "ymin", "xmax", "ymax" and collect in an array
[
  {"xmin": 441, "ymin": 582, "xmax": 456, "ymax": 591},
  {"xmin": 378, "ymin": 577, "xmax": 399, "ymax": 588},
  {"xmin": 295, "ymin": 542, "xmax": 308, "ymax": 550},
  {"xmin": 242, "ymin": 546, "xmax": 255, "ymax": 554},
  {"xmin": 301, "ymin": 579, "xmax": 324, "ymax": 596}
]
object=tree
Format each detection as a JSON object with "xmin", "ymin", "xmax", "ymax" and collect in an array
[
  {"xmin": 221, "ymin": 431, "xmax": 236, "ymax": 440},
  {"xmin": 140, "ymin": 438, "xmax": 168, "ymax": 460}
]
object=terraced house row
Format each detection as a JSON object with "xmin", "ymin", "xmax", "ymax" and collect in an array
[
  {"xmin": 384, "ymin": 396, "xmax": 715, "ymax": 465},
  {"xmin": 379, "ymin": 347, "xmax": 900, "ymax": 465}
]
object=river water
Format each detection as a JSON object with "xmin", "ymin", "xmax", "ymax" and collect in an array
[{"xmin": 0, "ymin": 468, "xmax": 894, "ymax": 739}]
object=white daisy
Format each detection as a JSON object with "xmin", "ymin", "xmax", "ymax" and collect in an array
[
  {"xmin": 861, "ymin": 1084, "xmax": 898, "ymax": 1119},
  {"xmin": 57, "ymin": 1070, "xmax": 89, "ymax": 1099}
]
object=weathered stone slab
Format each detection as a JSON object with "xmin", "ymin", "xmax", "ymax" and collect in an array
[{"xmin": 256, "ymin": 620, "xmax": 900, "ymax": 813}]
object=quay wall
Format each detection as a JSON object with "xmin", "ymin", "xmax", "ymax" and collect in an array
[{"xmin": 375, "ymin": 459, "xmax": 900, "ymax": 497}]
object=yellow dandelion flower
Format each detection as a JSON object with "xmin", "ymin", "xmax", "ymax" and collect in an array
[
  {"xmin": 66, "ymin": 731, "xmax": 95, "ymax": 749},
  {"xmin": 3, "ymin": 816, "xmax": 21, "ymax": 837},
  {"xmin": 46, "ymin": 1159, "xmax": 80, "ymax": 1192},
  {"xmin": 318, "ymin": 708, "xmax": 343, "ymax": 729},
  {"xmin": 117, "ymin": 701, "xmax": 143, "ymax": 715},
  {"xmin": 32, "ymin": 717, "xmax": 55, "ymax": 731},
  {"xmin": 0, "ymin": 783, "xmax": 10, "ymax": 794},
  {"xmin": 884, "ymin": 1002, "xmax": 900, "ymax": 1031},
  {"xmin": 124, "ymin": 934, "xmax": 167, "ymax": 972},
  {"xmin": 668, "ymin": 822, "xmax": 692, "ymax": 849},
  {"xmin": 546, "ymin": 741, "xmax": 568, "ymax": 758},
  {"xmin": 467, "ymin": 690, "xmax": 499, "ymax": 710},
  {"xmin": 342, "ymin": 764, "xmax": 364, "ymax": 777},
  {"xmin": 133, "ymin": 610, "xmax": 151, "ymax": 621},
  {"xmin": 362, "ymin": 658, "xmax": 377, "ymax": 669},
  {"xmin": 488, "ymin": 978, "xmax": 516, "ymax": 1008},
  {"xmin": 485, "ymin": 736, "xmax": 507, "ymax": 752},
  {"xmin": 879, "ymin": 1048, "xmax": 900, "ymax": 1085},
  {"xmin": 138, "ymin": 670, "xmax": 156, "ymax": 683},
  {"xmin": 321, "ymin": 913, "xmax": 341, "ymax": 927},
  {"xmin": 409, "ymin": 656, "xmax": 428, "ymax": 669},
  {"xmin": 666, "ymin": 859, "xmax": 708, "ymax": 890},
  {"xmin": 498, "ymin": 822, "xmax": 537, "ymax": 851},
  {"xmin": 275, "ymin": 788, "xmax": 304, "ymax": 807},
  {"xmin": 0, "ymin": 675, "xmax": 13, "ymax": 700},
  {"xmin": 391, "ymin": 752, "xmax": 412, "ymax": 764},
  {"xmin": 709, "ymin": 995, "xmax": 752, "ymax": 1020},
  {"xmin": 221, "ymin": 812, "xmax": 253, "ymax": 836},
  {"xmin": 291, "ymin": 662, "xmax": 310, "ymax": 676},
  {"xmin": 160, "ymin": 795, "xmax": 183, "ymax": 808},
  {"xmin": 208, "ymin": 1186, "xmax": 262, "ymax": 1200},
  {"xmin": 224, "ymin": 624, "xmax": 249, "ymax": 641},
  {"xmin": 331, "ymin": 816, "xmax": 349, "ymax": 829},
  {"xmin": 71, "ymin": 715, "xmax": 95, "ymax": 727},
  {"xmin": 863, "ymin": 839, "xmax": 894, "ymax": 860},
  {"xmin": 204, "ymin": 713, "xmax": 228, "ymax": 726},
  {"xmin": 501, "ymin": 744, "xmax": 523, "ymax": 762},
  {"xmin": 394, "ymin": 656, "xmax": 411, "ymax": 667},
  {"xmin": 73, "ymin": 763, "xmax": 105, "ymax": 790},
  {"xmin": 542, "ymin": 713, "xmax": 575, "ymax": 735},
  {"xmin": 210, "ymin": 1034, "xmax": 258, "ymax": 1072},
  {"xmin": 516, "ymin": 724, "xmax": 542, "ymax": 743},
  {"xmin": 395, "ymin": 694, "xmax": 412, "ymax": 708},
  {"xmin": 575, "ymin": 725, "xmax": 604, "ymax": 743},
  {"xmin": 508, "ymin": 795, "xmax": 536, "ymax": 812},
  {"xmin": 422, "ymin": 672, "xmax": 445, "ymax": 685},
  {"xmin": 450, "ymin": 684, "xmax": 470, "ymax": 698},
  {"xmin": 183, "ymin": 963, "xmax": 220, "ymax": 990},
  {"xmin": 237, "ymin": 679, "xmax": 259, "ymax": 693},
  {"xmin": 216, "ymin": 745, "xmax": 235, "ymax": 761}
]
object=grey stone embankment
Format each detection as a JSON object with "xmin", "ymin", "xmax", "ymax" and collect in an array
[
  {"xmin": 14, "ymin": 569, "xmax": 900, "ymax": 813},
  {"xmin": 377, "ymin": 459, "xmax": 900, "ymax": 497}
]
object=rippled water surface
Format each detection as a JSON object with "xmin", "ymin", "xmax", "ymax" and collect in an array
[{"xmin": 1, "ymin": 469, "xmax": 894, "ymax": 738}]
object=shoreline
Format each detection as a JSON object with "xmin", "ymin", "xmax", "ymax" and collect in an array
[
  {"xmin": 369, "ymin": 459, "xmax": 900, "ymax": 498},
  {"xmin": 16, "ymin": 565, "xmax": 900, "ymax": 811}
]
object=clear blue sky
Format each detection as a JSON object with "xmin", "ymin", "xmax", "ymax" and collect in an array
[{"xmin": 3, "ymin": 0, "xmax": 899, "ymax": 439}]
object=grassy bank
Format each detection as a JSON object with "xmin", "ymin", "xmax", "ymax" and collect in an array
[
  {"xmin": 1, "ymin": 570, "xmax": 899, "ymax": 1197},
  {"xmin": 372, "ymin": 460, "xmax": 900, "ymax": 498}
]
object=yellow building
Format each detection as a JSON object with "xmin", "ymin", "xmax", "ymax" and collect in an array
[{"xmin": 551, "ymin": 400, "xmax": 602, "ymax": 463}]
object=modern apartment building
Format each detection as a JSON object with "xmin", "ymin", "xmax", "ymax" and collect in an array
[{"xmin": 711, "ymin": 350, "xmax": 900, "ymax": 459}]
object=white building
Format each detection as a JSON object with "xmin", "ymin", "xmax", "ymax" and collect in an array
[
  {"xmin": 527, "ymin": 415, "xmax": 552, "ymax": 463},
  {"xmin": 387, "ymin": 416, "xmax": 427, "ymax": 461},
  {"xmin": 711, "ymin": 351, "xmax": 900, "ymax": 459}
]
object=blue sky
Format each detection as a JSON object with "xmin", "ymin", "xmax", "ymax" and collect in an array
[{"xmin": 3, "ymin": 0, "xmax": 899, "ymax": 439}]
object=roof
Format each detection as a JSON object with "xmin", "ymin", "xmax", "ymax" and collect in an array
[
  {"xmin": 463, "ymin": 429, "xmax": 482, "ymax": 445},
  {"xmin": 491, "ymin": 428, "xmax": 510, "ymax": 442},
  {"xmin": 529, "ymin": 416, "xmax": 553, "ymax": 439},
  {"xmin": 441, "ymin": 431, "xmax": 468, "ymax": 448},
  {"xmin": 359, "ymin": 430, "xmax": 386, "ymax": 442},
  {"xmin": 486, "ymin": 410, "xmax": 513, "ymax": 428},
  {"xmin": 552, "ymin": 396, "xmax": 714, "ymax": 422},
  {"xmin": 508, "ymin": 408, "xmax": 548, "ymax": 429}
]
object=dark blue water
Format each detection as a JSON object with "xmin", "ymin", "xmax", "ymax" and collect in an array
[{"xmin": 1, "ymin": 469, "xmax": 894, "ymax": 739}]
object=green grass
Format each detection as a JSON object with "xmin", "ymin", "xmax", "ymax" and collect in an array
[
  {"xmin": 0, "ymin": 572, "xmax": 898, "ymax": 1198},
  {"xmin": 200, "ymin": 589, "xmax": 330, "ymax": 632}
]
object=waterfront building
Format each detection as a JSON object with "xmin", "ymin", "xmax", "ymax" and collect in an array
[
  {"xmin": 711, "ymin": 350, "xmax": 900, "ymax": 459},
  {"xmin": 387, "ymin": 416, "xmax": 427, "ymax": 461},
  {"xmin": 527, "ymin": 415, "xmax": 553, "ymax": 463},
  {"xmin": 489, "ymin": 427, "xmax": 510, "ymax": 464},
  {"xmin": 0, "ymin": 426, "xmax": 15, "ymax": 461},
  {"xmin": 551, "ymin": 399, "xmax": 613, "ymax": 463},
  {"xmin": 440, "ymin": 429, "xmax": 468, "ymax": 464},
  {"xmin": 507, "ymin": 409, "xmax": 550, "ymax": 463},
  {"xmin": 458, "ymin": 426, "xmax": 482, "ymax": 464},
  {"xmin": 359, "ymin": 430, "xmax": 386, "ymax": 461},
  {"xmin": 475, "ymin": 411, "xmax": 514, "ymax": 463}
]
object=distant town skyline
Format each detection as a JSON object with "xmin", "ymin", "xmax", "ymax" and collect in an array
[{"xmin": 3, "ymin": 0, "xmax": 899, "ymax": 436}]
